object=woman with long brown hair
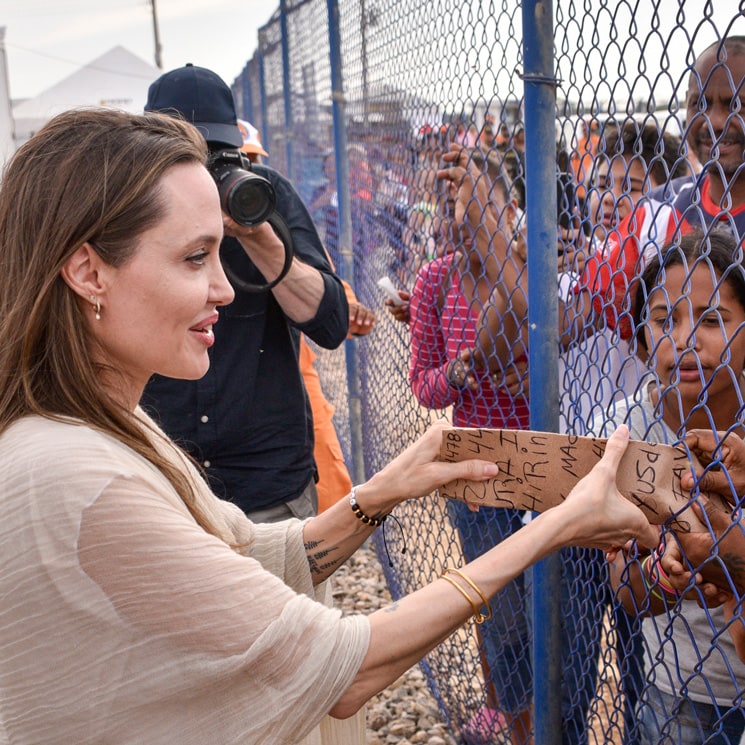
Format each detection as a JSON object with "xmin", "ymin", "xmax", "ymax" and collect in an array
[{"xmin": 0, "ymin": 107, "xmax": 656, "ymax": 745}]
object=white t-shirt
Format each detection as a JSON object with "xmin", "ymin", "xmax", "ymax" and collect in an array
[{"xmin": 559, "ymin": 257, "xmax": 644, "ymax": 437}]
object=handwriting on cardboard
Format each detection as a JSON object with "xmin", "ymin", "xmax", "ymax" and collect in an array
[{"xmin": 439, "ymin": 428, "xmax": 708, "ymax": 532}]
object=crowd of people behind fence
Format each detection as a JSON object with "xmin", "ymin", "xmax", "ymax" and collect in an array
[
  {"xmin": 297, "ymin": 35, "xmax": 745, "ymax": 745},
  {"xmin": 1, "ymin": 25, "xmax": 745, "ymax": 745}
]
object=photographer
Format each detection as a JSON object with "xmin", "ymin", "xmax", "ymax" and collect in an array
[{"xmin": 142, "ymin": 64, "xmax": 349, "ymax": 522}]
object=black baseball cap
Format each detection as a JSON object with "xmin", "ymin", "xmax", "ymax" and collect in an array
[{"xmin": 144, "ymin": 63, "xmax": 243, "ymax": 148}]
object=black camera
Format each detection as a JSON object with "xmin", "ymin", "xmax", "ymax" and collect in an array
[{"xmin": 207, "ymin": 149, "xmax": 276, "ymax": 226}]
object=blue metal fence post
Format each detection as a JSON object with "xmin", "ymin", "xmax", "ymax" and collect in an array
[
  {"xmin": 257, "ymin": 46, "xmax": 268, "ymax": 165},
  {"xmin": 327, "ymin": 0, "xmax": 365, "ymax": 485},
  {"xmin": 522, "ymin": 1, "xmax": 562, "ymax": 743},
  {"xmin": 279, "ymin": 0, "xmax": 294, "ymax": 178},
  {"xmin": 241, "ymin": 65, "xmax": 253, "ymax": 122}
]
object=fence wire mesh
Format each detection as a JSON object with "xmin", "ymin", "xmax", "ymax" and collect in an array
[{"xmin": 235, "ymin": 2, "xmax": 745, "ymax": 743}]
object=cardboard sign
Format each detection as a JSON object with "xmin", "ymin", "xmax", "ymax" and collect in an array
[{"xmin": 439, "ymin": 428, "xmax": 713, "ymax": 532}]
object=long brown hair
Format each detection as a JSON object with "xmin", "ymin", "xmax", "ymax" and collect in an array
[{"xmin": 0, "ymin": 108, "xmax": 235, "ymax": 543}]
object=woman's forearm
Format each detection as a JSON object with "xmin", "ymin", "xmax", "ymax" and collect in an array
[
  {"xmin": 301, "ymin": 446, "xmax": 500, "ymax": 584},
  {"xmin": 301, "ymin": 492, "xmax": 380, "ymax": 582},
  {"xmin": 331, "ymin": 504, "xmax": 579, "ymax": 717}
]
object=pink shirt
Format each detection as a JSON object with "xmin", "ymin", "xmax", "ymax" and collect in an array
[{"xmin": 408, "ymin": 254, "xmax": 530, "ymax": 428}]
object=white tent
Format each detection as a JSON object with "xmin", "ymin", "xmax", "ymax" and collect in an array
[{"xmin": 12, "ymin": 45, "xmax": 160, "ymax": 151}]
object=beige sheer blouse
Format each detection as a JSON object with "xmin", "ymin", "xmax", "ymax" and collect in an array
[{"xmin": 0, "ymin": 413, "xmax": 370, "ymax": 744}]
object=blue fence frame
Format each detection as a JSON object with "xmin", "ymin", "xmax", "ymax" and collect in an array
[{"xmin": 230, "ymin": 3, "xmax": 745, "ymax": 743}]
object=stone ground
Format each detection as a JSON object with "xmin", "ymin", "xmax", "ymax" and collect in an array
[
  {"xmin": 332, "ymin": 540, "xmax": 461, "ymax": 745},
  {"xmin": 333, "ymin": 539, "xmax": 626, "ymax": 745}
]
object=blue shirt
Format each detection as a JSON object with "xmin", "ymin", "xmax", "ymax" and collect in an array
[{"xmin": 142, "ymin": 164, "xmax": 348, "ymax": 512}]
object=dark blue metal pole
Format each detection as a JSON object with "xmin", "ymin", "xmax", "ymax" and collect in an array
[
  {"xmin": 279, "ymin": 0, "xmax": 294, "ymax": 177},
  {"xmin": 522, "ymin": 1, "xmax": 561, "ymax": 743},
  {"xmin": 241, "ymin": 64, "xmax": 253, "ymax": 122},
  {"xmin": 257, "ymin": 46, "xmax": 268, "ymax": 166},
  {"xmin": 327, "ymin": 0, "xmax": 365, "ymax": 485}
]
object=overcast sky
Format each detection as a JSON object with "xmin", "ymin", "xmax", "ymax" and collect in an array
[
  {"xmin": 2, "ymin": 0, "xmax": 273, "ymax": 100},
  {"xmin": 3, "ymin": 0, "xmax": 744, "ymax": 112}
]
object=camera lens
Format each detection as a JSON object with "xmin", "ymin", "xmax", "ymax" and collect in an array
[
  {"xmin": 222, "ymin": 171, "xmax": 276, "ymax": 226},
  {"xmin": 208, "ymin": 149, "xmax": 277, "ymax": 226}
]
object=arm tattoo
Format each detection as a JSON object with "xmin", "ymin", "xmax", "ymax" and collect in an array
[{"xmin": 304, "ymin": 537, "xmax": 345, "ymax": 576}]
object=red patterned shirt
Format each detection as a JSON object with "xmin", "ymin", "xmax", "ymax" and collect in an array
[{"xmin": 408, "ymin": 254, "xmax": 530, "ymax": 428}]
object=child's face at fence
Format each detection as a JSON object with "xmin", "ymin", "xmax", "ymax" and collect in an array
[
  {"xmin": 590, "ymin": 156, "xmax": 651, "ymax": 233},
  {"xmin": 645, "ymin": 263, "xmax": 745, "ymax": 402}
]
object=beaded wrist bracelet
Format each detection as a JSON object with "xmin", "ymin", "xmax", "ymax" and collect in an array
[{"xmin": 349, "ymin": 486, "xmax": 387, "ymax": 527}]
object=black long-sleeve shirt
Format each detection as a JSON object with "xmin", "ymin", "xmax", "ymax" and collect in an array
[{"xmin": 142, "ymin": 164, "xmax": 348, "ymax": 512}]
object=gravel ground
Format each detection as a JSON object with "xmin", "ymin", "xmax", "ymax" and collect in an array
[
  {"xmin": 332, "ymin": 540, "xmax": 460, "ymax": 745},
  {"xmin": 331, "ymin": 540, "xmax": 631, "ymax": 745}
]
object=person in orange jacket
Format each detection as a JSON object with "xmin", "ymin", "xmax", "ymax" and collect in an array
[{"xmin": 300, "ymin": 282, "xmax": 375, "ymax": 512}]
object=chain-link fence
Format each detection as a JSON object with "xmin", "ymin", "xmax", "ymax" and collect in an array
[{"xmin": 233, "ymin": 2, "xmax": 745, "ymax": 743}]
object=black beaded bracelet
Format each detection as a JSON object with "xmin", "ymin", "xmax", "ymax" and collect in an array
[{"xmin": 349, "ymin": 486, "xmax": 387, "ymax": 527}]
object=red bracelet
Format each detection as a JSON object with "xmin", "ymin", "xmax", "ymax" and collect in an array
[{"xmin": 653, "ymin": 556, "xmax": 678, "ymax": 596}]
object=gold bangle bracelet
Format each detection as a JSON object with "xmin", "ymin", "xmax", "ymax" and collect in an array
[
  {"xmin": 444, "ymin": 567, "xmax": 492, "ymax": 619},
  {"xmin": 441, "ymin": 567, "xmax": 492, "ymax": 623},
  {"xmin": 441, "ymin": 574, "xmax": 488, "ymax": 623}
]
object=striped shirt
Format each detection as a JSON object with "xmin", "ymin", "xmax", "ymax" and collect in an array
[
  {"xmin": 408, "ymin": 253, "xmax": 530, "ymax": 428},
  {"xmin": 580, "ymin": 173, "xmax": 745, "ymax": 340}
]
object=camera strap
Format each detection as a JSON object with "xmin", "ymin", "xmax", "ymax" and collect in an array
[{"xmin": 221, "ymin": 210, "xmax": 294, "ymax": 293}]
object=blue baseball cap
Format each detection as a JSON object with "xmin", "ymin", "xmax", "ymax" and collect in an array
[{"xmin": 144, "ymin": 63, "xmax": 243, "ymax": 148}]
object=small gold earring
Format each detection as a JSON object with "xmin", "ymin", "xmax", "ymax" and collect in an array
[{"xmin": 90, "ymin": 295, "xmax": 101, "ymax": 320}]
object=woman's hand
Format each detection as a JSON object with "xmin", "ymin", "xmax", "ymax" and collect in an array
[
  {"xmin": 355, "ymin": 421, "xmax": 498, "ymax": 513},
  {"xmin": 553, "ymin": 425, "xmax": 659, "ymax": 551}
]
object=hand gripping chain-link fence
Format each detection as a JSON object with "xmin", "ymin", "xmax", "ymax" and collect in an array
[{"xmin": 234, "ymin": 2, "xmax": 745, "ymax": 744}]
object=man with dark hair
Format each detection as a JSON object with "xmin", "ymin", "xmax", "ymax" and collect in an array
[{"xmin": 142, "ymin": 64, "xmax": 349, "ymax": 522}]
